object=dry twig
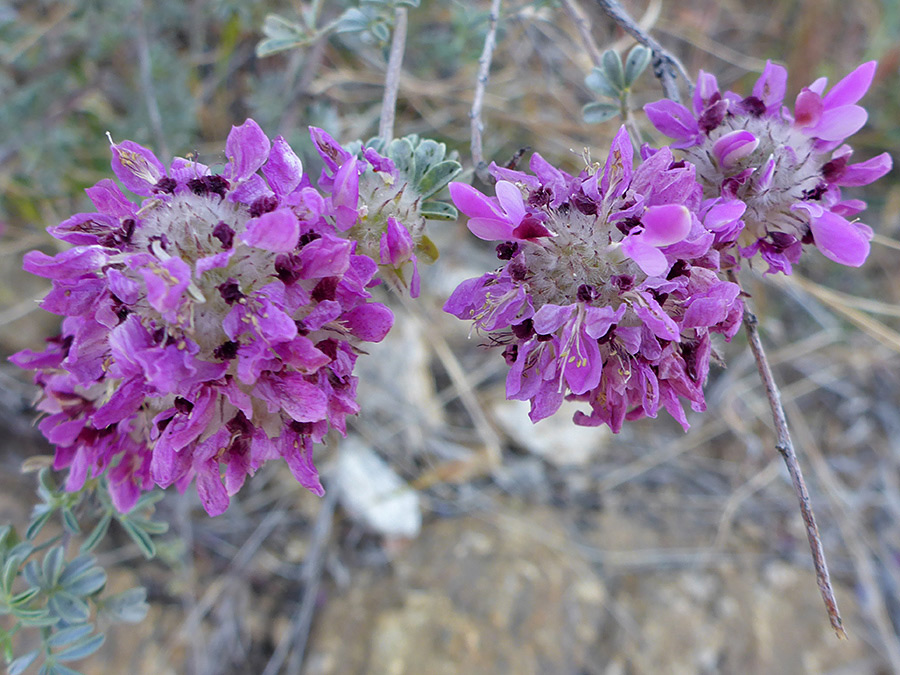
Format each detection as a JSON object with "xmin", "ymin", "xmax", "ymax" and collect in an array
[
  {"xmin": 728, "ymin": 270, "xmax": 846, "ymax": 638},
  {"xmin": 471, "ymin": 0, "xmax": 502, "ymax": 182},
  {"xmin": 594, "ymin": 0, "xmax": 689, "ymax": 103},
  {"xmin": 378, "ymin": 7, "xmax": 408, "ymax": 143}
]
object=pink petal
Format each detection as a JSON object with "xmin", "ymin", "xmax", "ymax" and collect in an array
[
  {"xmin": 643, "ymin": 100, "xmax": 700, "ymax": 145},
  {"xmin": 810, "ymin": 105, "xmax": 868, "ymax": 141},
  {"xmin": 449, "ymin": 182, "xmax": 503, "ymax": 219},
  {"xmin": 693, "ymin": 70, "xmax": 720, "ymax": 114},
  {"xmin": 262, "ymin": 136, "xmax": 303, "ymax": 198},
  {"xmin": 712, "ymin": 130, "xmax": 759, "ymax": 168},
  {"xmin": 494, "ymin": 180, "xmax": 526, "ymax": 224},
  {"xmin": 641, "ymin": 204, "xmax": 692, "ymax": 246},
  {"xmin": 752, "ymin": 61, "xmax": 787, "ymax": 111},
  {"xmin": 824, "ymin": 61, "xmax": 877, "ymax": 109},
  {"xmin": 241, "ymin": 209, "xmax": 300, "ymax": 252},
  {"xmin": 226, "ymin": 118, "xmax": 271, "ymax": 181},
  {"xmin": 110, "ymin": 140, "xmax": 166, "ymax": 196},
  {"xmin": 793, "ymin": 89, "xmax": 823, "ymax": 129},
  {"xmin": 835, "ymin": 152, "xmax": 892, "ymax": 187},
  {"xmin": 809, "ymin": 210, "xmax": 871, "ymax": 266},
  {"xmin": 467, "ymin": 217, "xmax": 515, "ymax": 241},
  {"xmin": 532, "ymin": 303, "xmax": 575, "ymax": 335},
  {"xmin": 621, "ymin": 238, "xmax": 667, "ymax": 277},
  {"xmin": 563, "ymin": 331, "xmax": 602, "ymax": 395}
]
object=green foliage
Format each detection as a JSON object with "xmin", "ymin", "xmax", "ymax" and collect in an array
[
  {"xmin": 0, "ymin": 472, "xmax": 166, "ymax": 675},
  {"xmin": 582, "ymin": 45, "xmax": 652, "ymax": 125}
]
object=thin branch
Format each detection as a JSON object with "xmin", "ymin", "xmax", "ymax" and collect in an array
[
  {"xmin": 594, "ymin": 0, "xmax": 689, "ymax": 103},
  {"xmin": 728, "ymin": 270, "xmax": 846, "ymax": 639},
  {"xmin": 471, "ymin": 0, "xmax": 502, "ymax": 183},
  {"xmin": 378, "ymin": 7, "xmax": 408, "ymax": 143},
  {"xmin": 560, "ymin": 0, "xmax": 603, "ymax": 67}
]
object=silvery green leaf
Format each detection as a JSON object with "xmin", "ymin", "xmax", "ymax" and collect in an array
[
  {"xmin": 584, "ymin": 67, "xmax": 619, "ymax": 99},
  {"xmin": 26, "ymin": 509, "xmax": 53, "ymax": 541},
  {"xmin": 421, "ymin": 201, "xmax": 458, "ymax": 221},
  {"xmin": 255, "ymin": 38, "xmax": 304, "ymax": 58},
  {"xmin": 61, "ymin": 509, "xmax": 80, "ymax": 535},
  {"xmin": 11, "ymin": 607, "xmax": 56, "ymax": 627},
  {"xmin": 3, "ymin": 551, "xmax": 26, "ymax": 594},
  {"xmin": 364, "ymin": 137, "xmax": 386, "ymax": 153},
  {"xmin": 79, "ymin": 513, "xmax": 111, "ymax": 554},
  {"xmin": 38, "ymin": 469, "xmax": 56, "ymax": 496},
  {"xmin": 42, "ymin": 547, "xmax": 65, "ymax": 588},
  {"xmin": 396, "ymin": 0, "xmax": 421, "ymax": 6},
  {"xmin": 55, "ymin": 633, "xmax": 104, "ymax": 662},
  {"xmin": 62, "ymin": 568, "xmax": 105, "ymax": 598},
  {"xmin": 418, "ymin": 161, "xmax": 462, "ymax": 199},
  {"xmin": 119, "ymin": 519, "xmax": 155, "ymax": 559},
  {"xmin": 261, "ymin": 14, "xmax": 303, "ymax": 41},
  {"xmin": 7, "ymin": 649, "xmax": 39, "ymax": 675},
  {"xmin": 47, "ymin": 592, "xmax": 90, "ymax": 624},
  {"xmin": 47, "ymin": 624, "xmax": 93, "ymax": 648},
  {"xmin": 387, "ymin": 138, "xmax": 415, "ymax": 176},
  {"xmin": 582, "ymin": 101, "xmax": 621, "ymax": 124},
  {"xmin": 0, "ymin": 525, "xmax": 11, "ymax": 550},
  {"xmin": 57, "ymin": 556, "xmax": 93, "ymax": 588},
  {"xmin": 23, "ymin": 560, "xmax": 43, "ymax": 589},
  {"xmin": 412, "ymin": 139, "xmax": 446, "ymax": 184},
  {"xmin": 334, "ymin": 8, "xmax": 370, "ymax": 34},
  {"xmin": 101, "ymin": 588, "xmax": 148, "ymax": 624},
  {"xmin": 624, "ymin": 45, "xmax": 652, "ymax": 86},
  {"xmin": 370, "ymin": 21, "xmax": 390, "ymax": 43},
  {"xmin": 10, "ymin": 586, "xmax": 40, "ymax": 606},
  {"xmin": 602, "ymin": 49, "xmax": 626, "ymax": 89},
  {"xmin": 51, "ymin": 663, "xmax": 85, "ymax": 675},
  {"xmin": 127, "ymin": 490, "xmax": 164, "ymax": 515},
  {"xmin": 128, "ymin": 518, "xmax": 168, "ymax": 536}
]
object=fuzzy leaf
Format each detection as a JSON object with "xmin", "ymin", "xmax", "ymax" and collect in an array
[
  {"xmin": 42, "ymin": 547, "xmax": 65, "ymax": 589},
  {"xmin": 421, "ymin": 200, "xmax": 458, "ymax": 221},
  {"xmin": 417, "ymin": 161, "xmax": 462, "ymax": 200},
  {"xmin": 47, "ymin": 624, "xmax": 93, "ymax": 648},
  {"xmin": 79, "ymin": 513, "xmax": 111, "ymax": 554},
  {"xmin": 387, "ymin": 138, "xmax": 415, "ymax": 176},
  {"xmin": 602, "ymin": 49, "xmax": 626, "ymax": 89},
  {"xmin": 11, "ymin": 607, "xmax": 57, "ymax": 627},
  {"xmin": 62, "ymin": 568, "xmax": 106, "ymax": 598},
  {"xmin": 334, "ymin": 8, "xmax": 370, "ymax": 34},
  {"xmin": 412, "ymin": 139, "xmax": 446, "ymax": 184},
  {"xmin": 118, "ymin": 519, "xmax": 155, "ymax": 559},
  {"xmin": 61, "ymin": 509, "xmax": 80, "ymax": 535},
  {"xmin": 101, "ymin": 588, "xmax": 149, "ymax": 624},
  {"xmin": 582, "ymin": 102, "xmax": 621, "ymax": 124},
  {"xmin": 255, "ymin": 38, "xmax": 304, "ymax": 58},
  {"xmin": 26, "ymin": 509, "xmax": 53, "ymax": 541},
  {"xmin": 261, "ymin": 14, "xmax": 303, "ymax": 41},
  {"xmin": 55, "ymin": 633, "xmax": 105, "ymax": 663},
  {"xmin": 584, "ymin": 67, "xmax": 619, "ymax": 99},
  {"xmin": 9, "ymin": 587, "xmax": 40, "ymax": 606},
  {"xmin": 57, "ymin": 556, "xmax": 94, "ymax": 588},
  {"xmin": 624, "ymin": 45, "xmax": 652, "ymax": 85},
  {"xmin": 47, "ymin": 592, "xmax": 90, "ymax": 624},
  {"xmin": 23, "ymin": 560, "xmax": 42, "ymax": 589},
  {"xmin": 7, "ymin": 649, "xmax": 39, "ymax": 675}
]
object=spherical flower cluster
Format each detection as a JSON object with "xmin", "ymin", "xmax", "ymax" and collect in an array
[
  {"xmin": 645, "ymin": 61, "xmax": 892, "ymax": 273},
  {"xmin": 11, "ymin": 119, "xmax": 396, "ymax": 515},
  {"xmin": 444, "ymin": 127, "xmax": 744, "ymax": 432}
]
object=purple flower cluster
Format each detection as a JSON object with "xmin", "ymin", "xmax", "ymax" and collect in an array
[
  {"xmin": 645, "ymin": 61, "xmax": 892, "ymax": 273},
  {"xmin": 445, "ymin": 127, "xmax": 743, "ymax": 432},
  {"xmin": 11, "ymin": 120, "xmax": 397, "ymax": 515}
]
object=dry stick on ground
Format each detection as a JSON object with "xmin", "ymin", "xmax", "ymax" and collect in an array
[
  {"xmin": 728, "ymin": 270, "xmax": 846, "ymax": 638},
  {"xmin": 594, "ymin": 0, "xmax": 689, "ymax": 103},
  {"xmin": 378, "ymin": 7, "xmax": 408, "ymax": 143},
  {"xmin": 471, "ymin": 0, "xmax": 503, "ymax": 183}
]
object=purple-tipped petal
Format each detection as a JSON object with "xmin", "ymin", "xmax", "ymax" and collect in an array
[
  {"xmin": 467, "ymin": 217, "xmax": 516, "ymax": 241},
  {"xmin": 793, "ymin": 88, "xmax": 823, "ymax": 129},
  {"xmin": 449, "ymin": 182, "xmax": 503, "ymax": 219},
  {"xmin": 641, "ymin": 204, "xmax": 693, "ymax": 246},
  {"xmin": 712, "ymin": 130, "xmax": 759, "ymax": 168},
  {"xmin": 693, "ymin": 70, "xmax": 720, "ymax": 114},
  {"xmin": 643, "ymin": 100, "xmax": 700, "ymax": 145},
  {"xmin": 810, "ymin": 105, "xmax": 868, "ymax": 141},
  {"xmin": 110, "ymin": 140, "xmax": 166, "ymax": 196},
  {"xmin": 809, "ymin": 210, "xmax": 871, "ymax": 266},
  {"xmin": 241, "ymin": 209, "xmax": 300, "ymax": 252},
  {"xmin": 834, "ymin": 152, "xmax": 892, "ymax": 186},
  {"xmin": 621, "ymin": 238, "xmax": 667, "ymax": 277},
  {"xmin": 226, "ymin": 119, "xmax": 271, "ymax": 182},
  {"xmin": 824, "ymin": 61, "xmax": 877, "ymax": 109},
  {"xmin": 752, "ymin": 61, "xmax": 788, "ymax": 112},
  {"xmin": 262, "ymin": 136, "xmax": 303, "ymax": 198},
  {"xmin": 494, "ymin": 181, "xmax": 526, "ymax": 224}
]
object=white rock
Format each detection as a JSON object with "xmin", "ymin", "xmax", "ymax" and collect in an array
[
  {"xmin": 492, "ymin": 399, "xmax": 609, "ymax": 466},
  {"xmin": 335, "ymin": 436, "xmax": 422, "ymax": 539}
]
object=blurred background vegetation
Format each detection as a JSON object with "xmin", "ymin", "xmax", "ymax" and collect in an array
[{"xmin": 1, "ymin": 0, "xmax": 899, "ymax": 673}]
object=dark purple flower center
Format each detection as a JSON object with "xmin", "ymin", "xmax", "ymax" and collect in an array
[
  {"xmin": 274, "ymin": 254, "xmax": 301, "ymax": 285},
  {"xmin": 822, "ymin": 157, "xmax": 847, "ymax": 183},
  {"xmin": 496, "ymin": 241, "xmax": 519, "ymax": 260},
  {"xmin": 666, "ymin": 260, "xmax": 691, "ymax": 280},
  {"xmin": 311, "ymin": 277, "xmax": 338, "ymax": 302},
  {"xmin": 154, "ymin": 177, "xmax": 177, "ymax": 194},
  {"xmin": 570, "ymin": 191, "xmax": 598, "ymax": 215},
  {"xmin": 298, "ymin": 230, "xmax": 322, "ymax": 248},
  {"xmin": 217, "ymin": 279, "xmax": 244, "ymax": 305},
  {"xmin": 213, "ymin": 340, "xmax": 239, "ymax": 360},
  {"xmin": 511, "ymin": 319, "xmax": 534, "ymax": 340},
  {"xmin": 577, "ymin": 284, "xmax": 599, "ymax": 303},
  {"xmin": 610, "ymin": 274, "xmax": 634, "ymax": 291},
  {"xmin": 528, "ymin": 186, "xmax": 552, "ymax": 208},
  {"xmin": 174, "ymin": 396, "xmax": 194, "ymax": 414},
  {"xmin": 502, "ymin": 344, "xmax": 518, "ymax": 365},
  {"xmin": 212, "ymin": 221, "xmax": 235, "ymax": 249}
]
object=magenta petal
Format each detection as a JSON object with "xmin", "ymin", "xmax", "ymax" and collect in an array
[
  {"xmin": 601, "ymin": 126, "xmax": 634, "ymax": 198},
  {"xmin": 494, "ymin": 180, "xmax": 526, "ymax": 224},
  {"xmin": 823, "ymin": 61, "xmax": 877, "ymax": 109},
  {"xmin": 23, "ymin": 247, "xmax": 108, "ymax": 280},
  {"xmin": 693, "ymin": 70, "xmax": 720, "ymax": 114},
  {"xmin": 793, "ymin": 88, "xmax": 823, "ymax": 129},
  {"xmin": 621, "ymin": 238, "xmax": 667, "ymax": 277},
  {"xmin": 262, "ymin": 136, "xmax": 303, "ymax": 198},
  {"xmin": 110, "ymin": 140, "xmax": 166, "ymax": 196},
  {"xmin": 532, "ymin": 304, "xmax": 575, "ymax": 335},
  {"xmin": 343, "ymin": 303, "xmax": 394, "ymax": 342},
  {"xmin": 583, "ymin": 304, "xmax": 627, "ymax": 339},
  {"xmin": 809, "ymin": 210, "xmax": 871, "ymax": 266},
  {"xmin": 196, "ymin": 465, "xmax": 230, "ymax": 516},
  {"xmin": 241, "ymin": 209, "xmax": 300, "ymax": 252},
  {"xmin": 331, "ymin": 157, "xmax": 360, "ymax": 231},
  {"xmin": 810, "ymin": 105, "xmax": 868, "ymax": 141},
  {"xmin": 641, "ymin": 204, "xmax": 692, "ymax": 246},
  {"xmin": 712, "ymin": 130, "xmax": 759, "ymax": 168},
  {"xmin": 835, "ymin": 152, "xmax": 892, "ymax": 186},
  {"xmin": 449, "ymin": 182, "xmax": 503, "ymax": 219},
  {"xmin": 752, "ymin": 61, "xmax": 787, "ymax": 112},
  {"xmin": 564, "ymin": 332, "xmax": 602, "ymax": 395},
  {"xmin": 86, "ymin": 179, "xmax": 135, "ymax": 219},
  {"xmin": 226, "ymin": 118, "xmax": 271, "ymax": 181},
  {"xmin": 467, "ymin": 217, "xmax": 515, "ymax": 241},
  {"xmin": 282, "ymin": 434, "xmax": 324, "ymax": 496},
  {"xmin": 643, "ymin": 100, "xmax": 700, "ymax": 144}
]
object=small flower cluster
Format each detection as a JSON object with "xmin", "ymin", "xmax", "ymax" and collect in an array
[
  {"xmin": 12, "ymin": 120, "xmax": 403, "ymax": 515},
  {"xmin": 445, "ymin": 127, "xmax": 744, "ymax": 431},
  {"xmin": 645, "ymin": 61, "xmax": 892, "ymax": 273}
]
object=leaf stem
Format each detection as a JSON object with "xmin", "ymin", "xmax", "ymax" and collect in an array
[{"xmin": 378, "ymin": 7, "xmax": 408, "ymax": 143}]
